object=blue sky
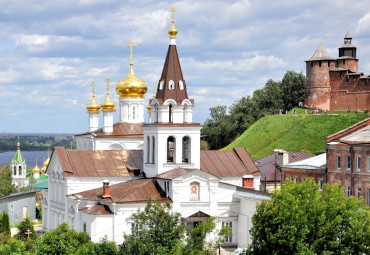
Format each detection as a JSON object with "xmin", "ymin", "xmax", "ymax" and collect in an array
[{"xmin": 0, "ymin": 0, "xmax": 370, "ymax": 133}]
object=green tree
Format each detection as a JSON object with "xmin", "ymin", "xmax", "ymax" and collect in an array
[
  {"xmin": 35, "ymin": 222, "xmax": 89, "ymax": 254},
  {"xmin": 281, "ymin": 70, "xmax": 306, "ymax": 110},
  {"xmin": 247, "ymin": 178, "xmax": 370, "ymax": 255},
  {"xmin": 16, "ymin": 218, "xmax": 37, "ymax": 240},
  {"xmin": 94, "ymin": 236, "xmax": 118, "ymax": 255},
  {"xmin": 0, "ymin": 238, "xmax": 28, "ymax": 255},
  {"xmin": 119, "ymin": 198, "xmax": 186, "ymax": 255},
  {"xmin": 0, "ymin": 212, "xmax": 11, "ymax": 236},
  {"xmin": 0, "ymin": 163, "xmax": 17, "ymax": 197}
]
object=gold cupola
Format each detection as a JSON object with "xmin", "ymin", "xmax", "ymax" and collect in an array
[
  {"xmin": 101, "ymin": 78, "xmax": 116, "ymax": 112},
  {"xmin": 116, "ymin": 40, "xmax": 148, "ymax": 98},
  {"xmin": 32, "ymin": 158, "xmax": 40, "ymax": 173},
  {"xmin": 168, "ymin": 7, "xmax": 178, "ymax": 39},
  {"xmin": 86, "ymin": 81, "xmax": 101, "ymax": 113}
]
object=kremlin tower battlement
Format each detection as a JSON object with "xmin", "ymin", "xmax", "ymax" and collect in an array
[{"xmin": 304, "ymin": 31, "xmax": 370, "ymax": 111}]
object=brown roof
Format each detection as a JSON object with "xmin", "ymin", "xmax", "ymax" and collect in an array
[
  {"xmin": 53, "ymin": 147, "xmax": 143, "ymax": 177},
  {"xmin": 155, "ymin": 44, "xmax": 189, "ymax": 104},
  {"xmin": 79, "ymin": 204, "xmax": 112, "ymax": 215},
  {"xmin": 254, "ymin": 151, "xmax": 312, "ymax": 182},
  {"xmin": 142, "ymin": 123, "xmax": 201, "ymax": 128},
  {"xmin": 68, "ymin": 179, "xmax": 169, "ymax": 204},
  {"xmin": 75, "ymin": 122, "xmax": 143, "ymax": 138},
  {"xmin": 156, "ymin": 168, "xmax": 194, "ymax": 180},
  {"xmin": 327, "ymin": 118, "xmax": 370, "ymax": 143},
  {"xmin": 200, "ymin": 148, "xmax": 261, "ymax": 177}
]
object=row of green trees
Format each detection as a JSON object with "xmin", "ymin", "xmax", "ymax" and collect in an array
[
  {"xmin": 0, "ymin": 164, "xmax": 17, "ymax": 197},
  {"xmin": 245, "ymin": 179, "xmax": 370, "ymax": 254},
  {"xmin": 0, "ymin": 199, "xmax": 230, "ymax": 255},
  {"xmin": 202, "ymin": 70, "xmax": 306, "ymax": 149},
  {"xmin": 0, "ymin": 136, "xmax": 74, "ymax": 151}
]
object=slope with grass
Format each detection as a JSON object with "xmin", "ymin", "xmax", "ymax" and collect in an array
[{"xmin": 225, "ymin": 113, "xmax": 368, "ymax": 160}]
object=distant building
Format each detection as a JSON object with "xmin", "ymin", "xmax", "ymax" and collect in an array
[
  {"xmin": 305, "ymin": 31, "xmax": 370, "ymax": 111},
  {"xmin": 11, "ymin": 138, "xmax": 28, "ymax": 187},
  {"xmin": 280, "ymin": 153, "xmax": 326, "ymax": 189},
  {"xmin": 0, "ymin": 190, "xmax": 37, "ymax": 225},
  {"xmin": 254, "ymin": 150, "xmax": 312, "ymax": 192},
  {"xmin": 327, "ymin": 117, "xmax": 370, "ymax": 205}
]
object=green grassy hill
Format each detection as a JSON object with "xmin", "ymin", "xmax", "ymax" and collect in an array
[{"xmin": 224, "ymin": 113, "xmax": 368, "ymax": 160}]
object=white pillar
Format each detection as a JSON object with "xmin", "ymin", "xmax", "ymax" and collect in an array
[
  {"xmin": 89, "ymin": 113, "xmax": 99, "ymax": 132},
  {"xmin": 103, "ymin": 111, "xmax": 114, "ymax": 133}
]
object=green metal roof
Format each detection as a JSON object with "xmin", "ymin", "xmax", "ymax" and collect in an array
[
  {"xmin": 33, "ymin": 181, "xmax": 48, "ymax": 190},
  {"xmin": 12, "ymin": 145, "xmax": 26, "ymax": 165},
  {"xmin": 38, "ymin": 175, "xmax": 48, "ymax": 180}
]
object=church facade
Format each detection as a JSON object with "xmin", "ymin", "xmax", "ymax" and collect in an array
[
  {"xmin": 43, "ymin": 8, "xmax": 269, "ymax": 249},
  {"xmin": 304, "ymin": 31, "xmax": 370, "ymax": 111}
]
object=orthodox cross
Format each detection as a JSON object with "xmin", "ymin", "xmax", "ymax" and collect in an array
[
  {"xmin": 25, "ymin": 229, "xmax": 32, "ymax": 238},
  {"xmin": 91, "ymin": 81, "xmax": 96, "ymax": 97},
  {"xmin": 125, "ymin": 40, "xmax": 137, "ymax": 64},
  {"xmin": 105, "ymin": 78, "xmax": 111, "ymax": 95},
  {"xmin": 170, "ymin": 7, "xmax": 176, "ymax": 24},
  {"xmin": 152, "ymin": 82, "xmax": 156, "ymax": 98}
]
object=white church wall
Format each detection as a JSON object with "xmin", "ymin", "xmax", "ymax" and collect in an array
[
  {"xmin": 95, "ymin": 137, "xmax": 143, "ymax": 150},
  {"xmin": 76, "ymin": 136, "xmax": 94, "ymax": 150}
]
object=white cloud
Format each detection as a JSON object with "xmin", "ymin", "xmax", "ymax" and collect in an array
[{"xmin": 356, "ymin": 13, "xmax": 370, "ymax": 36}]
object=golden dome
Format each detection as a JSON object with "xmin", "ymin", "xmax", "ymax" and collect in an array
[
  {"xmin": 102, "ymin": 78, "xmax": 116, "ymax": 111},
  {"xmin": 168, "ymin": 7, "xmax": 178, "ymax": 39},
  {"xmin": 87, "ymin": 81, "xmax": 101, "ymax": 113},
  {"xmin": 43, "ymin": 157, "xmax": 50, "ymax": 167},
  {"xmin": 32, "ymin": 162, "xmax": 40, "ymax": 173},
  {"xmin": 116, "ymin": 63, "xmax": 148, "ymax": 98}
]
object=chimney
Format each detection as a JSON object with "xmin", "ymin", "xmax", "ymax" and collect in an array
[
  {"xmin": 243, "ymin": 175, "xmax": 254, "ymax": 190},
  {"xmin": 274, "ymin": 149, "xmax": 289, "ymax": 167},
  {"xmin": 102, "ymin": 180, "xmax": 110, "ymax": 198}
]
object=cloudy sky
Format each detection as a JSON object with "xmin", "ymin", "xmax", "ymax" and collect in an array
[{"xmin": 0, "ymin": 0, "xmax": 369, "ymax": 134}]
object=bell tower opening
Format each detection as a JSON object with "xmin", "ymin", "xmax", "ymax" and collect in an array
[{"xmin": 167, "ymin": 136, "xmax": 175, "ymax": 162}]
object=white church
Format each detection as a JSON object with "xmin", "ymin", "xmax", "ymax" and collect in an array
[{"xmin": 42, "ymin": 8, "xmax": 270, "ymax": 249}]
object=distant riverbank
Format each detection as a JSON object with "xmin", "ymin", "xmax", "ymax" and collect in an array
[{"xmin": 0, "ymin": 151, "xmax": 49, "ymax": 168}]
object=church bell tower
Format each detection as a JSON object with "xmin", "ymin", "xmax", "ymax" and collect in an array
[{"xmin": 142, "ymin": 7, "xmax": 202, "ymax": 178}]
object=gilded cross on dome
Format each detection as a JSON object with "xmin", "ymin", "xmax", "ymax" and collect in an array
[
  {"xmin": 105, "ymin": 78, "xmax": 111, "ymax": 94},
  {"xmin": 152, "ymin": 82, "xmax": 156, "ymax": 98},
  {"xmin": 125, "ymin": 40, "xmax": 137, "ymax": 65},
  {"xmin": 170, "ymin": 7, "xmax": 176, "ymax": 24},
  {"xmin": 91, "ymin": 81, "xmax": 96, "ymax": 97}
]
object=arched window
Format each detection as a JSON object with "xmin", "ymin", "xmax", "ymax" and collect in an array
[
  {"xmin": 146, "ymin": 136, "xmax": 150, "ymax": 163},
  {"xmin": 169, "ymin": 105, "xmax": 173, "ymax": 122},
  {"xmin": 18, "ymin": 166, "xmax": 22, "ymax": 176},
  {"xmin": 167, "ymin": 136, "xmax": 175, "ymax": 163},
  {"xmin": 179, "ymin": 80, "xmax": 184, "ymax": 90},
  {"xmin": 182, "ymin": 136, "xmax": 190, "ymax": 163},
  {"xmin": 159, "ymin": 80, "xmax": 164, "ymax": 90},
  {"xmin": 13, "ymin": 166, "xmax": 16, "ymax": 175},
  {"xmin": 169, "ymin": 80, "xmax": 174, "ymax": 90},
  {"xmin": 152, "ymin": 136, "xmax": 155, "ymax": 163}
]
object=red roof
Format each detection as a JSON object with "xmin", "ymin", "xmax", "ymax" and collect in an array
[
  {"xmin": 53, "ymin": 147, "xmax": 143, "ymax": 177},
  {"xmin": 200, "ymin": 148, "xmax": 261, "ymax": 177},
  {"xmin": 254, "ymin": 151, "xmax": 312, "ymax": 182},
  {"xmin": 68, "ymin": 179, "xmax": 169, "ymax": 204},
  {"xmin": 155, "ymin": 45, "xmax": 189, "ymax": 104},
  {"xmin": 79, "ymin": 204, "xmax": 112, "ymax": 215}
]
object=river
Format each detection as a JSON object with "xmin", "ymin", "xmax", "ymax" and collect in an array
[{"xmin": 0, "ymin": 151, "xmax": 50, "ymax": 168}]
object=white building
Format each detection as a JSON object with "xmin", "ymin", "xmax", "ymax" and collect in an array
[
  {"xmin": 11, "ymin": 139, "xmax": 29, "ymax": 187},
  {"xmin": 43, "ymin": 8, "xmax": 270, "ymax": 249}
]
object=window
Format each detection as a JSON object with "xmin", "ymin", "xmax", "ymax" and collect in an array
[
  {"xmin": 18, "ymin": 166, "xmax": 22, "ymax": 176},
  {"xmin": 319, "ymin": 61, "xmax": 321, "ymax": 67},
  {"xmin": 152, "ymin": 136, "xmax": 155, "ymax": 164},
  {"xmin": 168, "ymin": 80, "xmax": 174, "ymax": 90},
  {"xmin": 164, "ymin": 181, "xmax": 169, "ymax": 197},
  {"xmin": 356, "ymin": 156, "xmax": 361, "ymax": 172},
  {"xmin": 357, "ymin": 187, "xmax": 362, "ymax": 198},
  {"xmin": 146, "ymin": 136, "xmax": 150, "ymax": 163},
  {"xmin": 294, "ymin": 177, "xmax": 299, "ymax": 183},
  {"xmin": 318, "ymin": 179, "xmax": 324, "ymax": 191},
  {"xmin": 167, "ymin": 136, "xmax": 175, "ymax": 163},
  {"xmin": 367, "ymin": 157, "xmax": 370, "ymax": 172},
  {"xmin": 182, "ymin": 136, "xmax": 190, "ymax": 163},
  {"xmin": 336, "ymin": 155, "xmax": 341, "ymax": 170},
  {"xmin": 83, "ymin": 223, "xmax": 87, "ymax": 232},
  {"xmin": 222, "ymin": 222, "xmax": 232, "ymax": 243},
  {"xmin": 346, "ymin": 155, "xmax": 351, "ymax": 171},
  {"xmin": 169, "ymin": 105, "xmax": 173, "ymax": 122},
  {"xmin": 347, "ymin": 185, "xmax": 351, "ymax": 197},
  {"xmin": 159, "ymin": 80, "xmax": 164, "ymax": 90},
  {"xmin": 131, "ymin": 223, "xmax": 138, "ymax": 236},
  {"xmin": 327, "ymin": 61, "xmax": 330, "ymax": 67},
  {"xmin": 10, "ymin": 204, "xmax": 14, "ymax": 211},
  {"xmin": 132, "ymin": 106, "xmax": 136, "ymax": 119},
  {"xmin": 13, "ymin": 166, "xmax": 16, "ymax": 175},
  {"xmin": 367, "ymin": 189, "xmax": 370, "ymax": 206},
  {"xmin": 179, "ymin": 80, "xmax": 184, "ymax": 90}
]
